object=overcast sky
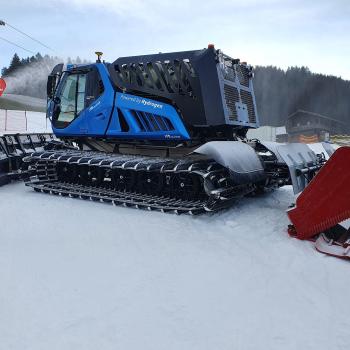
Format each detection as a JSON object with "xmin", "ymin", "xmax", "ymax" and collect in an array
[{"xmin": 1, "ymin": 0, "xmax": 349, "ymax": 79}]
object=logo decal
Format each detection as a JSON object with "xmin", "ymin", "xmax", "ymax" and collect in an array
[
  {"xmin": 120, "ymin": 94, "xmax": 163, "ymax": 110},
  {"xmin": 164, "ymin": 134, "xmax": 181, "ymax": 139},
  {"xmin": 89, "ymin": 100, "xmax": 101, "ymax": 111}
]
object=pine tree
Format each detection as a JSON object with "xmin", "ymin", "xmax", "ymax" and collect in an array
[
  {"xmin": 1, "ymin": 67, "xmax": 8, "ymax": 76},
  {"xmin": 7, "ymin": 53, "xmax": 22, "ymax": 75},
  {"xmin": 35, "ymin": 52, "xmax": 43, "ymax": 61}
]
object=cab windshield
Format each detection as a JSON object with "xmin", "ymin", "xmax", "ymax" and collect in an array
[
  {"xmin": 54, "ymin": 72, "xmax": 86, "ymax": 128},
  {"xmin": 52, "ymin": 67, "xmax": 105, "ymax": 129}
]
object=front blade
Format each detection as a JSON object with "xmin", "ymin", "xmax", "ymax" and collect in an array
[{"xmin": 288, "ymin": 147, "xmax": 350, "ymax": 240}]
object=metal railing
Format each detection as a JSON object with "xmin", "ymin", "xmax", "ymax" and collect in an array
[{"xmin": 0, "ymin": 109, "xmax": 48, "ymax": 133}]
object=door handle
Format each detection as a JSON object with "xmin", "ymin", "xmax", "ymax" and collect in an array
[{"xmin": 96, "ymin": 113, "xmax": 106, "ymax": 120}]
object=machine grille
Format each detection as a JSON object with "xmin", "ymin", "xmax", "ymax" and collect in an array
[
  {"xmin": 131, "ymin": 110, "xmax": 175, "ymax": 132},
  {"xmin": 114, "ymin": 59, "xmax": 196, "ymax": 98},
  {"xmin": 223, "ymin": 84, "xmax": 240, "ymax": 121},
  {"xmin": 222, "ymin": 66, "xmax": 236, "ymax": 82},
  {"xmin": 240, "ymin": 90, "xmax": 256, "ymax": 124},
  {"xmin": 237, "ymin": 65, "xmax": 250, "ymax": 87}
]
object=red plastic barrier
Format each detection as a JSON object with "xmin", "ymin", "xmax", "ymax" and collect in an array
[{"xmin": 288, "ymin": 147, "xmax": 350, "ymax": 240}]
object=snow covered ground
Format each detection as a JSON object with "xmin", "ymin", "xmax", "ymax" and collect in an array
[
  {"xmin": 1, "ymin": 183, "xmax": 350, "ymax": 350},
  {"xmin": 1, "ymin": 93, "xmax": 46, "ymax": 110}
]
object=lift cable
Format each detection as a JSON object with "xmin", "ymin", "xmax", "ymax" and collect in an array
[
  {"xmin": 0, "ymin": 20, "xmax": 54, "ymax": 52},
  {"xmin": 0, "ymin": 35, "xmax": 36, "ymax": 54}
]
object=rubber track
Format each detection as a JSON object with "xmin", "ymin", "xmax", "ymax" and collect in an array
[{"xmin": 23, "ymin": 149, "xmax": 248, "ymax": 214}]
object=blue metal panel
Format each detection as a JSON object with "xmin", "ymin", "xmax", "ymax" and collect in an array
[
  {"xmin": 51, "ymin": 63, "xmax": 191, "ymax": 141},
  {"xmin": 106, "ymin": 93, "xmax": 190, "ymax": 140}
]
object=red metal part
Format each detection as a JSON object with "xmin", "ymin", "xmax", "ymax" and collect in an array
[{"xmin": 288, "ymin": 147, "xmax": 350, "ymax": 240}]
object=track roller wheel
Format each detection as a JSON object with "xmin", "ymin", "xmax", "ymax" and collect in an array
[
  {"xmin": 57, "ymin": 162, "xmax": 77, "ymax": 183},
  {"xmin": 171, "ymin": 172, "xmax": 200, "ymax": 200},
  {"xmin": 77, "ymin": 164, "xmax": 103, "ymax": 186},
  {"xmin": 112, "ymin": 169, "xmax": 136, "ymax": 191},
  {"xmin": 136, "ymin": 171, "xmax": 164, "ymax": 195}
]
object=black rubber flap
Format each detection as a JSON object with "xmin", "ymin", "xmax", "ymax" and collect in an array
[{"xmin": 194, "ymin": 141, "xmax": 265, "ymax": 184}]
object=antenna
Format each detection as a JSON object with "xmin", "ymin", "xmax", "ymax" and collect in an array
[{"xmin": 95, "ymin": 51, "xmax": 103, "ymax": 63}]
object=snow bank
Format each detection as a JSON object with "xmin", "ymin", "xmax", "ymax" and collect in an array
[{"xmin": 0, "ymin": 183, "xmax": 349, "ymax": 350}]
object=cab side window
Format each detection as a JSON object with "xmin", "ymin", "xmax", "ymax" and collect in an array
[{"xmin": 85, "ymin": 68, "xmax": 105, "ymax": 107}]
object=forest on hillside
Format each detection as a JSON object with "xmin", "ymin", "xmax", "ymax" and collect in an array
[
  {"xmin": 1, "ymin": 53, "xmax": 349, "ymax": 128},
  {"xmin": 254, "ymin": 66, "xmax": 350, "ymax": 128},
  {"xmin": 1, "ymin": 53, "xmax": 87, "ymax": 77},
  {"xmin": 0, "ymin": 53, "xmax": 87, "ymax": 103}
]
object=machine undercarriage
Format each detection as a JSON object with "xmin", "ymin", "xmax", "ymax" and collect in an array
[
  {"xmin": 24, "ymin": 148, "xmax": 243, "ymax": 214},
  {"xmin": 1, "ymin": 131, "xmax": 325, "ymax": 215}
]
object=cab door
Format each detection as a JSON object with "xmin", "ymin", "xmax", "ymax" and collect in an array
[{"xmin": 52, "ymin": 65, "xmax": 113, "ymax": 137}]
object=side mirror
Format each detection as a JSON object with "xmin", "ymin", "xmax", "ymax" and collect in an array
[
  {"xmin": 47, "ymin": 74, "xmax": 56, "ymax": 99},
  {"xmin": 47, "ymin": 63, "xmax": 64, "ymax": 99}
]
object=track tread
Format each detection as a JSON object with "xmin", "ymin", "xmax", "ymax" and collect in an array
[{"xmin": 24, "ymin": 149, "xmax": 248, "ymax": 214}]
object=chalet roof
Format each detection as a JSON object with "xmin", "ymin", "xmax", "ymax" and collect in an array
[{"xmin": 287, "ymin": 109, "xmax": 347, "ymax": 127}]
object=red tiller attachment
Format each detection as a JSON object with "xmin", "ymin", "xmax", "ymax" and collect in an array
[{"xmin": 288, "ymin": 147, "xmax": 350, "ymax": 240}]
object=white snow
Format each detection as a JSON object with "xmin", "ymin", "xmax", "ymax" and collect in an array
[{"xmin": 1, "ymin": 183, "xmax": 350, "ymax": 350}]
